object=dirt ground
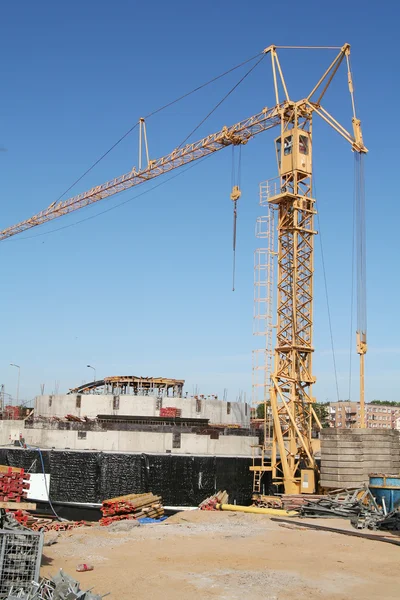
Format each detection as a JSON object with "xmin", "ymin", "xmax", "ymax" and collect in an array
[{"xmin": 40, "ymin": 510, "xmax": 400, "ymax": 599}]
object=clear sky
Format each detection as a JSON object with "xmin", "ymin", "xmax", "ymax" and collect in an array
[{"xmin": 0, "ymin": 0, "xmax": 398, "ymax": 405}]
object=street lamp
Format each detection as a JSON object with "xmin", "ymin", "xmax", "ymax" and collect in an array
[
  {"xmin": 87, "ymin": 365, "xmax": 96, "ymax": 382},
  {"xmin": 10, "ymin": 364, "xmax": 20, "ymax": 404}
]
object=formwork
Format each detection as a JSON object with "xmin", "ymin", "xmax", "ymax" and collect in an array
[{"xmin": 0, "ymin": 529, "xmax": 43, "ymax": 597}]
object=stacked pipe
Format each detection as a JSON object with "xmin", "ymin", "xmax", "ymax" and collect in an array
[
  {"xmin": 100, "ymin": 492, "xmax": 164, "ymax": 526},
  {"xmin": 199, "ymin": 490, "xmax": 229, "ymax": 510},
  {"xmin": 0, "ymin": 466, "xmax": 30, "ymax": 502}
]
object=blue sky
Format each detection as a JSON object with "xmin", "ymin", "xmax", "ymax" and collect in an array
[{"xmin": 0, "ymin": 0, "xmax": 398, "ymax": 404}]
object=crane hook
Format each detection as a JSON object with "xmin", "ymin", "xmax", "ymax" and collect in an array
[{"xmin": 231, "ymin": 185, "xmax": 241, "ymax": 292}]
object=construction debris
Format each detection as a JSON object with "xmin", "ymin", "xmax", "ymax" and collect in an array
[
  {"xmin": 299, "ymin": 486, "xmax": 381, "ymax": 520},
  {"xmin": 4, "ymin": 569, "xmax": 108, "ymax": 600},
  {"xmin": 100, "ymin": 492, "xmax": 164, "ymax": 525},
  {"xmin": 352, "ymin": 508, "xmax": 400, "ymax": 531},
  {"xmin": 2, "ymin": 509, "xmax": 91, "ymax": 533},
  {"xmin": 199, "ymin": 490, "xmax": 228, "ymax": 510}
]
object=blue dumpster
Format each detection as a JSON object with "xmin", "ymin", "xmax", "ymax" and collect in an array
[{"xmin": 369, "ymin": 473, "xmax": 400, "ymax": 512}]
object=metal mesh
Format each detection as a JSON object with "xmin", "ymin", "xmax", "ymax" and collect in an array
[{"xmin": 0, "ymin": 530, "xmax": 43, "ymax": 598}]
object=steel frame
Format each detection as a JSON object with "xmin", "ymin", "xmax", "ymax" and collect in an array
[{"xmin": 269, "ymin": 107, "xmax": 317, "ymax": 493}]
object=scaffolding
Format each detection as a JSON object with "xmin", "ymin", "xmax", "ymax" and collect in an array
[{"xmin": 251, "ymin": 181, "xmax": 276, "ymax": 493}]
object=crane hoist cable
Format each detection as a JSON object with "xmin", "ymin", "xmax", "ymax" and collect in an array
[
  {"xmin": 355, "ymin": 151, "xmax": 367, "ymax": 427},
  {"xmin": 230, "ymin": 146, "xmax": 242, "ymax": 291},
  {"xmin": 348, "ymin": 167, "xmax": 356, "ymax": 401}
]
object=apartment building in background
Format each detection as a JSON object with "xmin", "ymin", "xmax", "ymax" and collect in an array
[{"xmin": 328, "ymin": 401, "xmax": 400, "ymax": 429}]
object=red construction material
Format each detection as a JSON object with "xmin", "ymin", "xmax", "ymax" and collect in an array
[
  {"xmin": 199, "ymin": 490, "xmax": 229, "ymax": 510},
  {"xmin": 0, "ymin": 468, "xmax": 30, "ymax": 502},
  {"xmin": 159, "ymin": 407, "xmax": 182, "ymax": 418},
  {"xmin": 3, "ymin": 405, "xmax": 21, "ymax": 420},
  {"xmin": 100, "ymin": 492, "xmax": 164, "ymax": 526}
]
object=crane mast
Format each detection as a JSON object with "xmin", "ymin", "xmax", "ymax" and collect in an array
[{"xmin": 269, "ymin": 103, "xmax": 317, "ymax": 493}]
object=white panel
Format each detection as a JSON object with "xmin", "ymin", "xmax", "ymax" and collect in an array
[{"xmin": 27, "ymin": 473, "xmax": 50, "ymax": 501}]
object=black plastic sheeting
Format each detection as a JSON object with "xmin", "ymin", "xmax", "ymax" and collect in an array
[{"xmin": 0, "ymin": 448, "xmax": 255, "ymax": 506}]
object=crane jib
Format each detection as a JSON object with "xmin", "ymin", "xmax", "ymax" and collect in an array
[{"xmin": 0, "ymin": 104, "xmax": 285, "ymax": 241}]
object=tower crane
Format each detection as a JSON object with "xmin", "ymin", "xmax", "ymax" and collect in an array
[{"xmin": 0, "ymin": 44, "xmax": 367, "ymax": 495}]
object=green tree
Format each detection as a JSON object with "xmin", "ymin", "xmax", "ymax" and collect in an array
[
  {"xmin": 256, "ymin": 402, "xmax": 270, "ymax": 419},
  {"xmin": 371, "ymin": 400, "xmax": 400, "ymax": 407},
  {"xmin": 313, "ymin": 402, "xmax": 330, "ymax": 428}
]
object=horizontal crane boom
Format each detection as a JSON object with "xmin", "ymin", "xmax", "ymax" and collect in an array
[{"xmin": 0, "ymin": 103, "xmax": 286, "ymax": 241}]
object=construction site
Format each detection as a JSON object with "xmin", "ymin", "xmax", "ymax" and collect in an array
[{"xmin": 1, "ymin": 3, "xmax": 399, "ymax": 598}]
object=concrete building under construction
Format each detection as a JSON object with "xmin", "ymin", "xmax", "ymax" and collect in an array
[{"xmin": 0, "ymin": 376, "xmax": 258, "ymax": 506}]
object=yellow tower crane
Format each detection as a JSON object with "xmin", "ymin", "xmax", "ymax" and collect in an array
[{"xmin": 0, "ymin": 44, "xmax": 367, "ymax": 495}]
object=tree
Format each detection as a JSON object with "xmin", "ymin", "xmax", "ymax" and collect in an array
[
  {"xmin": 256, "ymin": 402, "xmax": 270, "ymax": 419},
  {"xmin": 371, "ymin": 400, "xmax": 400, "ymax": 407},
  {"xmin": 313, "ymin": 402, "xmax": 330, "ymax": 428}
]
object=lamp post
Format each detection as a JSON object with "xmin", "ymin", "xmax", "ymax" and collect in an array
[
  {"xmin": 87, "ymin": 364, "xmax": 96, "ymax": 382},
  {"xmin": 10, "ymin": 364, "xmax": 20, "ymax": 404}
]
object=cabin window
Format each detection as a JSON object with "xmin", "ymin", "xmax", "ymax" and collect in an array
[
  {"xmin": 78, "ymin": 431, "xmax": 87, "ymax": 440},
  {"xmin": 299, "ymin": 135, "xmax": 309, "ymax": 155},
  {"xmin": 113, "ymin": 396, "xmax": 120, "ymax": 410},
  {"xmin": 76, "ymin": 395, "xmax": 81, "ymax": 409},
  {"xmin": 227, "ymin": 402, "xmax": 231, "ymax": 415},
  {"xmin": 283, "ymin": 135, "xmax": 292, "ymax": 155}
]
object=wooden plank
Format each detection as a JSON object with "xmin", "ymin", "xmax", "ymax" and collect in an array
[
  {"xmin": 0, "ymin": 501, "xmax": 36, "ymax": 510},
  {"xmin": 0, "ymin": 465, "xmax": 23, "ymax": 474}
]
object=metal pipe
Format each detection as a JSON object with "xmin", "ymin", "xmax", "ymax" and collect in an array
[{"xmin": 216, "ymin": 503, "xmax": 297, "ymax": 516}]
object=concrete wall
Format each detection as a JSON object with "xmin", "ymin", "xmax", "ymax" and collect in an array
[
  {"xmin": 34, "ymin": 394, "xmax": 250, "ymax": 426},
  {"xmin": 0, "ymin": 419, "xmax": 257, "ymax": 457},
  {"xmin": 320, "ymin": 428, "xmax": 400, "ymax": 488}
]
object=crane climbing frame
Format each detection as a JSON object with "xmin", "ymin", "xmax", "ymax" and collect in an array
[{"xmin": 0, "ymin": 43, "xmax": 367, "ymax": 496}]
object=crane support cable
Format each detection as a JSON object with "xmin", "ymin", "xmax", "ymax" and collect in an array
[
  {"xmin": 177, "ymin": 53, "xmax": 266, "ymax": 149},
  {"xmin": 54, "ymin": 51, "xmax": 264, "ymax": 203},
  {"xmin": 0, "ymin": 104, "xmax": 285, "ymax": 241},
  {"xmin": 7, "ymin": 155, "xmax": 214, "ymax": 242},
  {"xmin": 275, "ymin": 46, "xmax": 342, "ymax": 49}
]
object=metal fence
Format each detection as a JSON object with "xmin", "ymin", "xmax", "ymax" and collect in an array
[{"xmin": 0, "ymin": 530, "xmax": 43, "ymax": 598}]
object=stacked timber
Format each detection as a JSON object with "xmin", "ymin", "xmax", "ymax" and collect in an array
[
  {"xmin": 252, "ymin": 494, "xmax": 325, "ymax": 511},
  {"xmin": 100, "ymin": 492, "xmax": 164, "ymax": 525},
  {"xmin": 321, "ymin": 429, "xmax": 400, "ymax": 489},
  {"xmin": 0, "ymin": 465, "xmax": 30, "ymax": 501},
  {"xmin": 199, "ymin": 490, "xmax": 228, "ymax": 510}
]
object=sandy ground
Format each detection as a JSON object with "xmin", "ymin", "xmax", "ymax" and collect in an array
[{"xmin": 40, "ymin": 511, "xmax": 400, "ymax": 600}]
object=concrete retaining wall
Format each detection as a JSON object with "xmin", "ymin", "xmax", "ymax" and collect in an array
[
  {"xmin": 320, "ymin": 428, "xmax": 400, "ymax": 488},
  {"xmin": 0, "ymin": 419, "xmax": 257, "ymax": 457}
]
